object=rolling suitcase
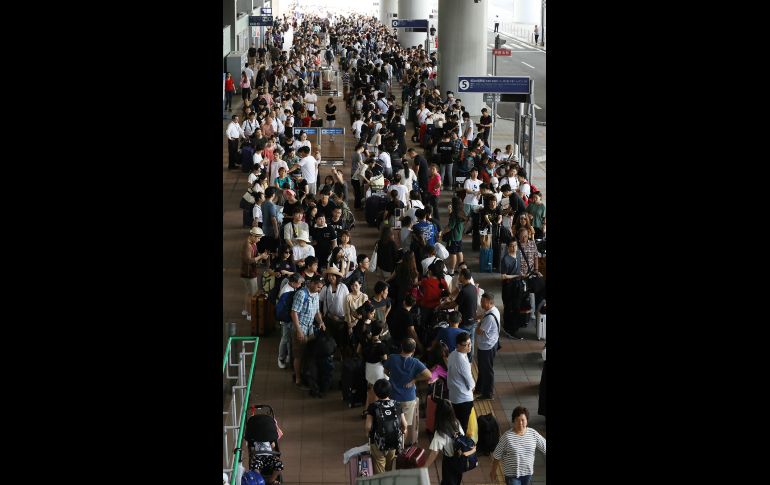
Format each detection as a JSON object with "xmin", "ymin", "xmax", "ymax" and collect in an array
[
  {"xmin": 425, "ymin": 378, "xmax": 446, "ymax": 434},
  {"xmin": 348, "ymin": 452, "xmax": 373, "ymax": 484},
  {"xmin": 478, "ymin": 247, "xmax": 493, "ymax": 272},
  {"xmin": 251, "ymin": 293, "xmax": 269, "ymax": 336},
  {"xmin": 396, "ymin": 445, "xmax": 426, "ymax": 469},
  {"xmin": 365, "ymin": 193, "xmax": 388, "ymax": 227}
]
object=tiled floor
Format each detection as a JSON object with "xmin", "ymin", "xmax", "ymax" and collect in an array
[{"xmin": 224, "ymin": 34, "xmax": 546, "ymax": 484}]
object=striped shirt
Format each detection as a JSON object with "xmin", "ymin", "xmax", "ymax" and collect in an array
[{"xmin": 492, "ymin": 428, "xmax": 546, "ymax": 478}]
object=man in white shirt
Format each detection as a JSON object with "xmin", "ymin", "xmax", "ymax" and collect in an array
[
  {"xmin": 391, "ymin": 173, "xmax": 410, "ymax": 207},
  {"xmin": 295, "ymin": 146, "xmax": 320, "ymax": 194},
  {"xmin": 242, "ymin": 112, "xmax": 259, "ymax": 139},
  {"xmin": 351, "ymin": 115, "xmax": 364, "ymax": 140},
  {"xmin": 304, "ymin": 88, "xmax": 318, "ymax": 118},
  {"xmin": 226, "ymin": 114, "xmax": 244, "ymax": 170},
  {"xmin": 377, "ymin": 150, "xmax": 392, "ymax": 178},
  {"xmin": 463, "ymin": 167, "xmax": 482, "ymax": 213}
]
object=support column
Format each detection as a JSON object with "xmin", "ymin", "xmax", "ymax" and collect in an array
[
  {"xmin": 437, "ymin": 0, "xmax": 487, "ymax": 114},
  {"xmin": 380, "ymin": 0, "xmax": 398, "ymax": 27},
  {"xmin": 513, "ymin": 0, "xmax": 540, "ymax": 24},
  {"xmin": 397, "ymin": 0, "xmax": 430, "ymax": 49}
]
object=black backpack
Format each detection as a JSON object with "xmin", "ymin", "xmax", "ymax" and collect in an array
[
  {"xmin": 476, "ymin": 414, "xmax": 501, "ymax": 454},
  {"xmin": 373, "ymin": 400, "xmax": 402, "ymax": 452}
]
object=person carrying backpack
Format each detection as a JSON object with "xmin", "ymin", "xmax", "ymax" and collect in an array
[
  {"xmin": 365, "ymin": 378, "xmax": 407, "ymax": 474},
  {"xmin": 275, "ymin": 273, "xmax": 304, "ymax": 370},
  {"xmin": 423, "ymin": 398, "xmax": 478, "ymax": 485}
]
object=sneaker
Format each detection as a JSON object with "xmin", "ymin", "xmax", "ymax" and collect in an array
[
  {"xmin": 246, "ymin": 314, "xmax": 252, "ymax": 321},
  {"xmin": 277, "ymin": 357, "xmax": 287, "ymax": 369},
  {"xmin": 295, "ymin": 382, "xmax": 310, "ymax": 391},
  {"xmin": 241, "ymin": 310, "xmax": 249, "ymax": 316}
]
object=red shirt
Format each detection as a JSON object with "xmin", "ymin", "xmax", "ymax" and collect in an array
[
  {"xmin": 418, "ymin": 277, "xmax": 448, "ymax": 309},
  {"xmin": 225, "ymin": 78, "xmax": 235, "ymax": 92},
  {"xmin": 428, "ymin": 174, "xmax": 441, "ymax": 196}
]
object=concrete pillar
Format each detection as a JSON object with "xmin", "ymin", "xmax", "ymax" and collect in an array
[
  {"xmin": 380, "ymin": 0, "xmax": 398, "ymax": 27},
  {"xmin": 397, "ymin": 0, "xmax": 430, "ymax": 49},
  {"xmin": 513, "ymin": 0, "xmax": 540, "ymax": 25},
  {"xmin": 224, "ymin": 0, "xmax": 237, "ymax": 52},
  {"xmin": 437, "ymin": 0, "xmax": 487, "ymax": 114}
]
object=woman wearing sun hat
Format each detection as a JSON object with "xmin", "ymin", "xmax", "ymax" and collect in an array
[{"xmin": 241, "ymin": 227, "xmax": 270, "ymax": 321}]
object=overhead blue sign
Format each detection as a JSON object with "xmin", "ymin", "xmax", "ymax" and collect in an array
[
  {"xmin": 392, "ymin": 19, "xmax": 429, "ymax": 29},
  {"xmin": 249, "ymin": 15, "xmax": 273, "ymax": 26},
  {"xmin": 261, "ymin": 7, "xmax": 272, "ymax": 14},
  {"xmin": 293, "ymin": 128, "xmax": 318, "ymax": 135},
  {"xmin": 321, "ymin": 128, "xmax": 344, "ymax": 135},
  {"xmin": 457, "ymin": 76, "xmax": 531, "ymax": 94}
]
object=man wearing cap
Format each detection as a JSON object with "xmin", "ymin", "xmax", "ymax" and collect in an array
[
  {"xmin": 241, "ymin": 227, "xmax": 270, "ymax": 321},
  {"xmin": 291, "ymin": 274, "xmax": 326, "ymax": 390}
]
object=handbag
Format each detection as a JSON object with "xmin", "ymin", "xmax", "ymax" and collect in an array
[{"xmin": 518, "ymin": 241, "xmax": 544, "ymax": 295}]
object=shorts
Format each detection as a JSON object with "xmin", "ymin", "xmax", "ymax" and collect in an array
[
  {"xmin": 448, "ymin": 240, "xmax": 463, "ymax": 254},
  {"xmin": 399, "ymin": 399, "xmax": 418, "ymax": 426},
  {"xmin": 242, "ymin": 277, "xmax": 259, "ymax": 295},
  {"xmin": 292, "ymin": 325, "xmax": 315, "ymax": 357},
  {"xmin": 365, "ymin": 362, "xmax": 388, "ymax": 386}
]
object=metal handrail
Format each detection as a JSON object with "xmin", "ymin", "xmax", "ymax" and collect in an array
[{"xmin": 223, "ymin": 336, "xmax": 259, "ymax": 483}]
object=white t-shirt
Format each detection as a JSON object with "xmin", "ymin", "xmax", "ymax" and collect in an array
[
  {"xmin": 292, "ymin": 244, "xmax": 315, "ymax": 262},
  {"xmin": 398, "ymin": 168, "xmax": 416, "ymax": 191},
  {"xmin": 406, "ymin": 199, "xmax": 425, "ymax": 223},
  {"xmin": 378, "ymin": 151, "xmax": 392, "ymax": 170},
  {"xmin": 304, "ymin": 93, "xmax": 318, "ymax": 112},
  {"xmin": 428, "ymin": 426, "xmax": 464, "ymax": 456},
  {"xmin": 298, "ymin": 155, "xmax": 319, "ymax": 182},
  {"xmin": 519, "ymin": 181, "xmax": 531, "ymax": 199},
  {"xmin": 392, "ymin": 183, "xmax": 409, "ymax": 206},
  {"xmin": 463, "ymin": 178, "xmax": 482, "ymax": 205},
  {"xmin": 352, "ymin": 120, "xmax": 364, "ymax": 138},
  {"xmin": 421, "ymin": 256, "xmax": 440, "ymax": 275},
  {"xmin": 292, "ymin": 140, "xmax": 311, "ymax": 153}
]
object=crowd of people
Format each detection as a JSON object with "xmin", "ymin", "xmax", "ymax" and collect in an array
[{"xmin": 228, "ymin": 11, "xmax": 546, "ymax": 485}]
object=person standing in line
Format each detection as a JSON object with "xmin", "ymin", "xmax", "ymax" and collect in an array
[
  {"xmin": 427, "ymin": 163, "xmax": 442, "ymax": 223},
  {"xmin": 447, "ymin": 332, "xmax": 475, "ymax": 433},
  {"xmin": 382, "ymin": 338, "xmax": 432, "ymax": 447},
  {"xmin": 290, "ymin": 275, "xmax": 327, "ymax": 390},
  {"xmin": 277, "ymin": 273, "xmax": 304, "ymax": 369},
  {"xmin": 241, "ymin": 227, "xmax": 270, "ymax": 321},
  {"xmin": 226, "ymin": 114, "xmax": 244, "ymax": 170},
  {"xmin": 534, "ymin": 25, "xmax": 540, "ymax": 45},
  {"xmin": 240, "ymin": 72, "xmax": 251, "ymax": 104},
  {"xmin": 474, "ymin": 292, "xmax": 500, "ymax": 400},
  {"xmin": 490, "ymin": 406, "xmax": 546, "ymax": 485},
  {"xmin": 422, "ymin": 398, "xmax": 477, "ymax": 485},
  {"xmin": 324, "ymin": 97, "xmax": 337, "ymax": 142}
]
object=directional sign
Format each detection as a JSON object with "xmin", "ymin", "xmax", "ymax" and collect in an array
[
  {"xmin": 260, "ymin": 7, "xmax": 272, "ymax": 14},
  {"xmin": 483, "ymin": 93, "xmax": 502, "ymax": 103},
  {"xmin": 392, "ymin": 19, "xmax": 429, "ymax": 29},
  {"xmin": 321, "ymin": 128, "xmax": 345, "ymax": 135},
  {"xmin": 457, "ymin": 76, "xmax": 530, "ymax": 94},
  {"xmin": 493, "ymin": 49, "xmax": 512, "ymax": 56},
  {"xmin": 293, "ymin": 128, "xmax": 318, "ymax": 135},
  {"xmin": 249, "ymin": 15, "xmax": 273, "ymax": 27}
]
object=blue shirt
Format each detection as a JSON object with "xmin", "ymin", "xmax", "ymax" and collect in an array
[
  {"xmin": 477, "ymin": 307, "xmax": 501, "ymax": 351},
  {"xmin": 447, "ymin": 350, "xmax": 475, "ymax": 404},
  {"xmin": 413, "ymin": 221, "xmax": 436, "ymax": 246},
  {"xmin": 383, "ymin": 354, "xmax": 427, "ymax": 402},
  {"xmin": 291, "ymin": 287, "xmax": 319, "ymax": 334},
  {"xmin": 262, "ymin": 200, "xmax": 278, "ymax": 237},
  {"xmin": 435, "ymin": 327, "xmax": 466, "ymax": 353}
]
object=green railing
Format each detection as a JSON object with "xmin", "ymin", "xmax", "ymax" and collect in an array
[{"xmin": 223, "ymin": 336, "xmax": 259, "ymax": 483}]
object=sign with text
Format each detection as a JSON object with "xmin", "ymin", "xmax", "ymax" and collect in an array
[
  {"xmin": 249, "ymin": 15, "xmax": 273, "ymax": 26},
  {"xmin": 293, "ymin": 128, "xmax": 318, "ymax": 135},
  {"xmin": 321, "ymin": 128, "xmax": 345, "ymax": 135},
  {"xmin": 493, "ymin": 49, "xmax": 512, "ymax": 56},
  {"xmin": 261, "ymin": 7, "xmax": 272, "ymax": 14},
  {"xmin": 457, "ymin": 76, "xmax": 530, "ymax": 94},
  {"xmin": 483, "ymin": 93, "xmax": 502, "ymax": 103},
  {"xmin": 392, "ymin": 19, "xmax": 429, "ymax": 29}
]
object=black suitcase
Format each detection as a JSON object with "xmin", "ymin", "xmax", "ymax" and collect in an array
[
  {"xmin": 340, "ymin": 356, "xmax": 366, "ymax": 408},
  {"xmin": 476, "ymin": 414, "xmax": 501, "ymax": 454},
  {"xmin": 365, "ymin": 193, "xmax": 387, "ymax": 227}
]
